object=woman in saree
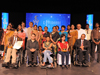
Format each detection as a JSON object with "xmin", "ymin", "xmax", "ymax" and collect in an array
[
  {"xmin": 68, "ymin": 24, "xmax": 78, "ymax": 55},
  {"xmin": 2, "ymin": 25, "xmax": 14, "ymax": 60},
  {"xmin": 17, "ymin": 24, "xmax": 26, "ymax": 50},
  {"xmin": 38, "ymin": 26, "xmax": 43, "ymax": 54}
]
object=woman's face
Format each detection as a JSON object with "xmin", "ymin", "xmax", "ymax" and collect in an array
[
  {"xmin": 7, "ymin": 26, "xmax": 11, "ymax": 30},
  {"xmin": 71, "ymin": 25, "xmax": 75, "ymax": 30},
  {"xmin": 39, "ymin": 27, "xmax": 42, "ymax": 31},
  {"xmin": 44, "ymin": 27, "xmax": 48, "ymax": 31},
  {"xmin": 62, "ymin": 36, "xmax": 65, "ymax": 41},
  {"xmin": 18, "ymin": 25, "xmax": 22, "ymax": 30},
  {"xmin": 34, "ymin": 26, "xmax": 37, "ymax": 30},
  {"xmin": 46, "ymin": 37, "xmax": 50, "ymax": 41},
  {"xmin": 67, "ymin": 26, "xmax": 70, "ymax": 30},
  {"xmin": 61, "ymin": 27, "xmax": 65, "ymax": 31}
]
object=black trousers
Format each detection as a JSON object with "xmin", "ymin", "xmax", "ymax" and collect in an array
[
  {"xmin": 27, "ymin": 50, "xmax": 38, "ymax": 63},
  {"xmin": 92, "ymin": 39, "xmax": 100, "ymax": 61},
  {"xmin": 59, "ymin": 51, "xmax": 69, "ymax": 65},
  {"xmin": 78, "ymin": 49, "xmax": 88, "ymax": 63}
]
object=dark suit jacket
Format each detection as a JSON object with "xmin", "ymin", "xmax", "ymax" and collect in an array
[
  {"xmin": 9, "ymin": 36, "xmax": 22, "ymax": 46},
  {"xmin": 74, "ymin": 39, "xmax": 89, "ymax": 52}
]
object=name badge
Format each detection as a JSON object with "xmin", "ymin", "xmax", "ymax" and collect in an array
[{"xmin": 99, "ymin": 30, "xmax": 100, "ymax": 32}]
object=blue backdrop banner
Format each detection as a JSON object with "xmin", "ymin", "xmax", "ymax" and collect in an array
[
  {"xmin": 2, "ymin": 12, "xmax": 9, "ymax": 29},
  {"xmin": 26, "ymin": 13, "xmax": 70, "ymax": 32},
  {"xmin": 86, "ymin": 14, "xmax": 93, "ymax": 30}
]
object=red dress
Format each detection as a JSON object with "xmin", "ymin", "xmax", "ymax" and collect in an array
[{"xmin": 57, "ymin": 41, "xmax": 68, "ymax": 52}]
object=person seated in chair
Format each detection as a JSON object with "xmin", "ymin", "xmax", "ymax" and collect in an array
[
  {"xmin": 57, "ymin": 34, "xmax": 69, "ymax": 69},
  {"xmin": 42, "ymin": 36, "xmax": 53, "ymax": 68},
  {"xmin": 74, "ymin": 34, "xmax": 89, "ymax": 66},
  {"xmin": 2, "ymin": 30, "xmax": 22, "ymax": 67},
  {"xmin": 26, "ymin": 33, "xmax": 39, "ymax": 67}
]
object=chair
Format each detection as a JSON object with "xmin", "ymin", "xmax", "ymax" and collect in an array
[
  {"xmin": 25, "ymin": 50, "xmax": 39, "ymax": 67},
  {"xmin": 73, "ymin": 47, "xmax": 91, "ymax": 67},
  {"xmin": 40, "ymin": 47, "xmax": 57, "ymax": 68}
]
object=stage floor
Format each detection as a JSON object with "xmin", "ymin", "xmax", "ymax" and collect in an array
[{"xmin": 0, "ymin": 59, "xmax": 100, "ymax": 75}]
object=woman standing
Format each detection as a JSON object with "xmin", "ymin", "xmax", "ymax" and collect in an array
[
  {"xmin": 68, "ymin": 24, "xmax": 78, "ymax": 55},
  {"xmin": 57, "ymin": 34, "xmax": 69, "ymax": 69},
  {"xmin": 2, "ymin": 25, "xmax": 14, "ymax": 60},
  {"xmin": 32, "ymin": 25, "xmax": 39, "ymax": 42},
  {"xmin": 38, "ymin": 26, "xmax": 43, "ymax": 54},
  {"xmin": 17, "ymin": 24, "xmax": 26, "ymax": 50},
  {"xmin": 59, "ymin": 25, "xmax": 68, "ymax": 41},
  {"xmin": 66, "ymin": 25, "xmax": 71, "ymax": 33}
]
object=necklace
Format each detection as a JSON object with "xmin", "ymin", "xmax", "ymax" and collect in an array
[{"xmin": 45, "ymin": 42, "xmax": 50, "ymax": 46}]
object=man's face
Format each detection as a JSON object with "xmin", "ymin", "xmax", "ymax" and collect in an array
[
  {"xmin": 77, "ymin": 24, "xmax": 81, "ymax": 30},
  {"xmin": 81, "ymin": 34, "xmax": 85, "ymax": 40},
  {"xmin": 44, "ymin": 27, "xmax": 48, "ymax": 31},
  {"xmin": 31, "ymin": 35, "xmax": 36, "ymax": 40},
  {"xmin": 95, "ymin": 23, "xmax": 99, "ymax": 28},
  {"xmin": 14, "ymin": 31, "xmax": 18, "ymax": 36},
  {"xmin": 86, "ymin": 25, "xmax": 89, "ymax": 29},
  {"xmin": 29, "ymin": 23, "xmax": 33, "ymax": 27}
]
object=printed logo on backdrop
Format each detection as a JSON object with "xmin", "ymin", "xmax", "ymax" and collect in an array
[{"xmin": 33, "ymin": 15, "xmax": 39, "ymax": 25}]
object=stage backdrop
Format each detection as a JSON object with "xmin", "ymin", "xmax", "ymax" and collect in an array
[
  {"xmin": 26, "ymin": 13, "xmax": 70, "ymax": 32},
  {"xmin": 86, "ymin": 14, "xmax": 93, "ymax": 30},
  {"xmin": 2, "ymin": 12, "xmax": 9, "ymax": 29}
]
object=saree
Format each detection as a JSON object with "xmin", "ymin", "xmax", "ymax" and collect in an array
[{"xmin": 3, "ymin": 31, "xmax": 14, "ymax": 60}]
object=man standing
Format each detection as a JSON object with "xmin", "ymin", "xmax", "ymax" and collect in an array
[
  {"xmin": 26, "ymin": 33, "xmax": 39, "ymax": 66},
  {"xmin": 76, "ymin": 24, "xmax": 87, "ymax": 39},
  {"xmin": 85, "ymin": 24, "xmax": 92, "ymax": 41},
  {"xmin": 85, "ymin": 24, "xmax": 92, "ymax": 55},
  {"xmin": 91, "ymin": 23, "xmax": 100, "ymax": 63},
  {"xmin": 27, "ymin": 22, "xmax": 34, "ymax": 40}
]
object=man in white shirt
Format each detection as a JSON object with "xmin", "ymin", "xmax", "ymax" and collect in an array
[
  {"xmin": 76, "ymin": 24, "xmax": 87, "ymax": 39},
  {"xmin": 27, "ymin": 22, "xmax": 34, "ymax": 40},
  {"xmin": 21, "ymin": 22, "xmax": 27, "ymax": 37},
  {"xmin": 85, "ymin": 24, "xmax": 92, "ymax": 41},
  {"xmin": 85, "ymin": 24, "xmax": 92, "ymax": 55}
]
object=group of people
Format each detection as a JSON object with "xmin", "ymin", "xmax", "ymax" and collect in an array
[{"xmin": 0, "ymin": 21, "xmax": 100, "ymax": 69}]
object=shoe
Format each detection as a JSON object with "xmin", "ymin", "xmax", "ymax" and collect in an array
[
  {"xmin": 33, "ymin": 63, "xmax": 37, "ymax": 67},
  {"xmin": 62, "ymin": 65, "xmax": 64, "ymax": 69},
  {"xmin": 29, "ymin": 63, "xmax": 32, "ymax": 67},
  {"xmin": 83, "ymin": 62, "xmax": 89, "ymax": 66},
  {"xmin": 78, "ymin": 62, "xmax": 82, "ymax": 66},
  {"xmin": 2, "ymin": 62, "xmax": 7, "ymax": 67},
  {"xmin": 97, "ymin": 60, "xmax": 100, "ymax": 63},
  {"xmin": 11, "ymin": 63, "xmax": 16, "ymax": 68},
  {"xmin": 65, "ymin": 65, "xmax": 68, "ymax": 69}
]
